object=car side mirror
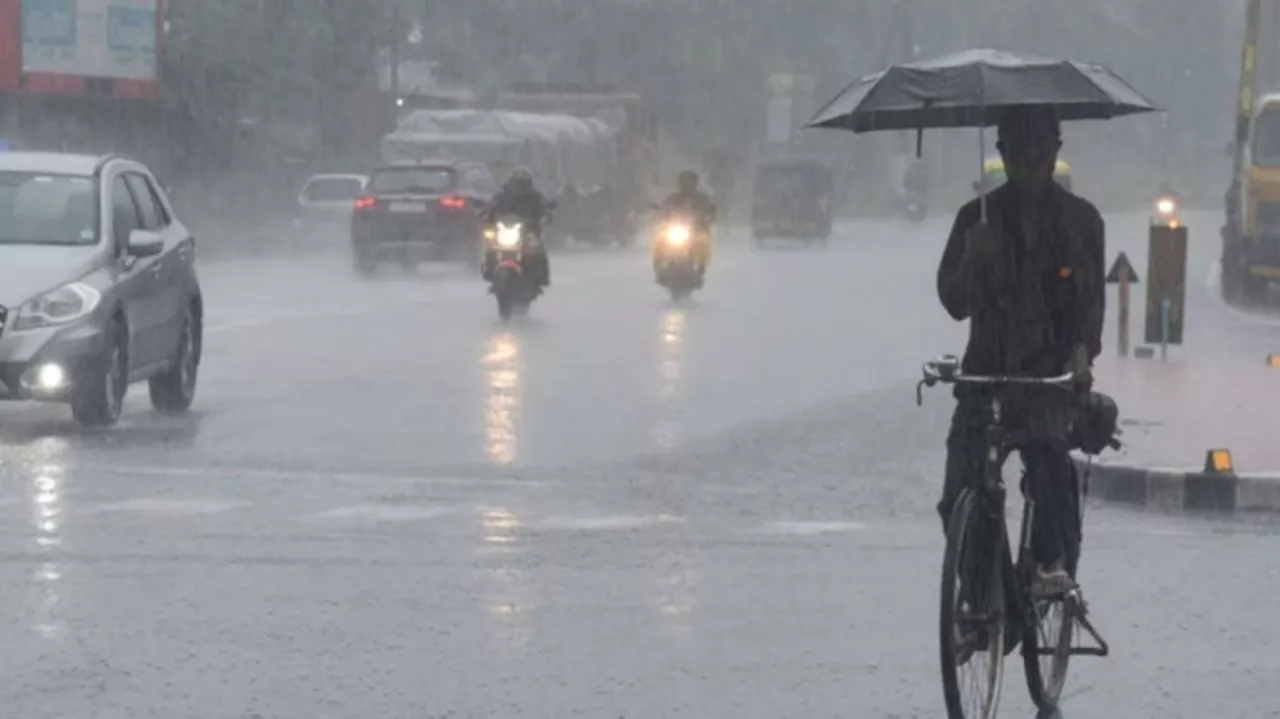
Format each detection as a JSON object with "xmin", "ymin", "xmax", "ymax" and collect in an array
[{"xmin": 127, "ymin": 229, "xmax": 164, "ymax": 257}]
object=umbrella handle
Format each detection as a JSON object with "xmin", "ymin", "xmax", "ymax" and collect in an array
[{"xmin": 977, "ymin": 123, "xmax": 988, "ymax": 224}]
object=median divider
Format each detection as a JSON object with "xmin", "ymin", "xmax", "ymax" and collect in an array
[{"xmin": 1073, "ymin": 447, "xmax": 1280, "ymax": 514}]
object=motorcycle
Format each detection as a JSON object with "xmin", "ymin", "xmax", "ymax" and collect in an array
[
  {"xmin": 482, "ymin": 209, "xmax": 551, "ymax": 321},
  {"xmin": 650, "ymin": 206, "xmax": 709, "ymax": 302}
]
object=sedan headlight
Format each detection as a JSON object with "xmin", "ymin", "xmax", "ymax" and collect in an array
[
  {"xmin": 1156, "ymin": 197, "xmax": 1177, "ymax": 217},
  {"xmin": 664, "ymin": 223, "xmax": 692, "ymax": 247},
  {"xmin": 13, "ymin": 282, "xmax": 102, "ymax": 331},
  {"xmin": 496, "ymin": 222, "xmax": 522, "ymax": 248}
]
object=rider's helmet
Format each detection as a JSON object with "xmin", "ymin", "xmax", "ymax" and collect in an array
[
  {"xmin": 507, "ymin": 166, "xmax": 535, "ymax": 192},
  {"xmin": 677, "ymin": 169, "xmax": 699, "ymax": 194}
]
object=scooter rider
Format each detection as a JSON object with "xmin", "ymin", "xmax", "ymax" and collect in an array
[{"xmin": 656, "ymin": 170, "xmax": 716, "ymax": 274}]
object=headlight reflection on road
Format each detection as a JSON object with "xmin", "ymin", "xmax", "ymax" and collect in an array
[
  {"xmin": 657, "ymin": 563, "xmax": 699, "ymax": 638},
  {"xmin": 654, "ymin": 308, "xmax": 687, "ymax": 450},
  {"xmin": 477, "ymin": 507, "xmax": 533, "ymax": 650},
  {"xmin": 483, "ymin": 332, "xmax": 522, "ymax": 466},
  {"xmin": 29, "ymin": 460, "xmax": 65, "ymax": 640}
]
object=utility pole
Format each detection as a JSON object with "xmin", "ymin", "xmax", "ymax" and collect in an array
[{"xmin": 389, "ymin": 1, "xmax": 402, "ymax": 107}]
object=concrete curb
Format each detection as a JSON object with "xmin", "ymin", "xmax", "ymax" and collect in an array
[{"xmin": 1072, "ymin": 456, "xmax": 1280, "ymax": 514}]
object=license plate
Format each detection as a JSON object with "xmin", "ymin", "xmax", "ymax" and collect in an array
[{"xmin": 389, "ymin": 201, "xmax": 425, "ymax": 213}]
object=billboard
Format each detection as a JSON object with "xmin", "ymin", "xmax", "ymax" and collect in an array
[{"xmin": 21, "ymin": 0, "xmax": 157, "ymax": 81}]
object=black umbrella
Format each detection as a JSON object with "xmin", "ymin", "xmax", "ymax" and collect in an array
[
  {"xmin": 806, "ymin": 48, "xmax": 1160, "ymax": 222},
  {"xmin": 807, "ymin": 48, "xmax": 1159, "ymax": 133}
]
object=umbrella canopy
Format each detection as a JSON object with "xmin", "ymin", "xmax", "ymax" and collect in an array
[{"xmin": 807, "ymin": 48, "xmax": 1159, "ymax": 133}]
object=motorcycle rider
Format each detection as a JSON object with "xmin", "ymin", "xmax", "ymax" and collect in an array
[
  {"xmin": 487, "ymin": 166, "xmax": 553, "ymax": 287},
  {"xmin": 656, "ymin": 170, "xmax": 716, "ymax": 275}
]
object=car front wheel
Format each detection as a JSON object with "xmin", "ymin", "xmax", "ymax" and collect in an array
[
  {"xmin": 149, "ymin": 303, "xmax": 201, "ymax": 413},
  {"xmin": 72, "ymin": 319, "xmax": 128, "ymax": 427}
]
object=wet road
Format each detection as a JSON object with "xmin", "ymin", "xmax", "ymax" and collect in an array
[{"xmin": 0, "ymin": 213, "xmax": 1276, "ymax": 718}]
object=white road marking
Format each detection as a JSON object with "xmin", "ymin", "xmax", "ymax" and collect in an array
[
  {"xmin": 534, "ymin": 514, "xmax": 684, "ymax": 531},
  {"xmin": 755, "ymin": 520, "xmax": 868, "ymax": 536},
  {"xmin": 87, "ymin": 463, "xmax": 562, "ymax": 489},
  {"xmin": 88, "ymin": 498, "xmax": 249, "ymax": 515},
  {"xmin": 306, "ymin": 504, "xmax": 455, "ymax": 522}
]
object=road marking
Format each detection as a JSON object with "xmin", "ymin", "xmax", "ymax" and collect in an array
[
  {"xmin": 88, "ymin": 498, "xmax": 248, "ymax": 515},
  {"xmin": 755, "ymin": 520, "xmax": 868, "ymax": 536},
  {"xmin": 205, "ymin": 318, "xmax": 270, "ymax": 334},
  {"xmin": 306, "ymin": 504, "xmax": 455, "ymax": 522},
  {"xmin": 87, "ymin": 464, "xmax": 562, "ymax": 489},
  {"xmin": 534, "ymin": 514, "xmax": 684, "ymax": 531}
]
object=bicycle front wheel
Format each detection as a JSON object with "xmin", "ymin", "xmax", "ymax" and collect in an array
[{"xmin": 939, "ymin": 489, "xmax": 1006, "ymax": 719}]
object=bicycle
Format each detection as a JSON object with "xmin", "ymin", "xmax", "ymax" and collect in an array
[{"xmin": 916, "ymin": 354, "xmax": 1116, "ymax": 719}]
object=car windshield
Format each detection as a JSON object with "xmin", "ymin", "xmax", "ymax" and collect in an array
[
  {"xmin": 1255, "ymin": 108, "xmax": 1280, "ymax": 167},
  {"xmin": 371, "ymin": 167, "xmax": 456, "ymax": 194},
  {"xmin": 0, "ymin": 172, "xmax": 97, "ymax": 245},
  {"xmin": 303, "ymin": 176, "xmax": 365, "ymax": 202},
  {"xmin": 756, "ymin": 167, "xmax": 817, "ymax": 196}
]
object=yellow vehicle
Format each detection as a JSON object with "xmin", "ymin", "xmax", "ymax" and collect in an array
[
  {"xmin": 1222, "ymin": 0, "xmax": 1280, "ymax": 304},
  {"xmin": 975, "ymin": 157, "xmax": 1073, "ymax": 194}
]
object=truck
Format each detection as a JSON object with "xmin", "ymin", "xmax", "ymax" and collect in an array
[
  {"xmin": 381, "ymin": 106, "xmax": 625, "ymax": 246},
  {"xmin": 1222, "ymin": 0, "xmax": 1280, "ymax": 305},
  {"xmin": 495, "ymin": 82, "xmax": 659, "ymax": 246}
]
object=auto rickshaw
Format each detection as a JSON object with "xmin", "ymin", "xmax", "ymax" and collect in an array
[
  {"xmin": 975, "ymin": 156, "xmax": 1073, "ymax": 194},
  {"xmin": 751, "ymin": 158, "xmax": 834, "ymax": 247}
]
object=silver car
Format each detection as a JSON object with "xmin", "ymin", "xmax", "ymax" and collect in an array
[
  {"xmin": 0, "ymin": 152, "xmax": 202, "ymax": 426},
  {"xmin": 295, "ymin": 172, "xmax": 368, "ymax": 228}
]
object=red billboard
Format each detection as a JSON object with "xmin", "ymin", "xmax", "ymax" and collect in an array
[{"xmin": 0, "ymin": 0, "xmax": 164, "ymax": 99}]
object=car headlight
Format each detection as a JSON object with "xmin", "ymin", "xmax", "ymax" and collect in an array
[
  {"xmin": 1156, "ymin": 197, "xmax": 1177, "ymax": 216},
  {"xmin": 496, "ymin": 223, "xmax": 522, "ymax": 248},
  {"xmin": 664, "ymin": 223, "xmax": 691, "ymax": 247},
  {"xmin": 12, "ymin": 282, "xmax": 102, "ymax": 331}
]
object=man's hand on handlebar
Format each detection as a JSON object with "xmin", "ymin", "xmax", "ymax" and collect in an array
[
  {"xmin": 917, "ymin": 354, "xmax": 1085, "ymax": 406},
  {"xmin": 1065, "ymin": 344, "xmax": 1093, "ymax": 394}
]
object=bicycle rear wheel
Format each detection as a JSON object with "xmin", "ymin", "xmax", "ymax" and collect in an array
[
  {"xmin": 940, "ymin": 489, "xmax": 1006, "ymax": 719},
  {"xmin": 1023, "ymin": 590, "xmax": 1074, "ymax": 711}
]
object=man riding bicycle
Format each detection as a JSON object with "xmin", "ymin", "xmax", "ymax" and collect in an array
[{"xmin": 935, "ymin": 106, "xmax": 1106, "ymax": 597}]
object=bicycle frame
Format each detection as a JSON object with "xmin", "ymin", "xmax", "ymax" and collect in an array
[{"xmin": 921, "ymin": 358, "xmax": 1110, "ymax": 661}]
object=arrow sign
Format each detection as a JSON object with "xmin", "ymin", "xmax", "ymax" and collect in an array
[
  {"xmin": 1107, "ymin": 252, "xmax": 1138, "ymax": 357},
  {"xmin": 1106, "ymin": 252, "xmax": 1140, "ymax": 283}
]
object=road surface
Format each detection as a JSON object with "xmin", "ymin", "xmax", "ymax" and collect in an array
[{"xmin": 0, "ymin": 212, "xmax": 1275, "ymax": 718}]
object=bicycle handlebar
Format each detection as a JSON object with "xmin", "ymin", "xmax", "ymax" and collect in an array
[{"xmin": 916, "ymin": 356, "xmax": 1078, "ymax": 406}]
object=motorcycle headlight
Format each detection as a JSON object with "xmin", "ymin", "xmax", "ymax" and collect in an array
[
  {"xmin": 496, "ymin": 223, "xmax": 522, "ymax": 248},
  {"xmin": 664, "ymin": 223, "xmax": 692, "ymax": 247},
  {"xmin": 13, "ymin": 282, "xmax": 101, "ymax": 331},
  {"xmin": 1156, "ymin": 197, "xmax": 1177, "ymax": 217}
]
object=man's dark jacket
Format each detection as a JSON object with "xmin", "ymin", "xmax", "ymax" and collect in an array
[{"xmin": 936, "ymin": 182, "xmax": 1105, "ymax": 377}]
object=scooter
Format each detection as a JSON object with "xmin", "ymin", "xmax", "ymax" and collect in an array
[{"xmin": 650, "ymin": 206, "xmax": 709, "ymax": 302}]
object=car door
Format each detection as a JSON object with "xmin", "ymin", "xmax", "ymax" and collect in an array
[
  {"xmin": 124, "ymin": 171, "xmax": 186, "ymax": 364},
  {"xmin": 107, "ymin": 172, "xmax": 164, "ymax": 370}
]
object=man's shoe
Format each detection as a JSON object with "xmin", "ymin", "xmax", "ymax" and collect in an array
[{"xmin": 1031, "ymin": 563, "xmax": 1078, "ymax": 598}]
